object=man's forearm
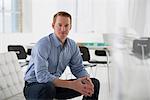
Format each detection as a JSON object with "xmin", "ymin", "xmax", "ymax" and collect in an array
[{"xmin": 53, "ymin": 79, "xmax": 73, "ymax": 89}]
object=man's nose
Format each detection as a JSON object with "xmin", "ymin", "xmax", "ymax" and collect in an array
[{"xmin": 61, "ymin": 27, "xmax": 66, "ymax": 32}]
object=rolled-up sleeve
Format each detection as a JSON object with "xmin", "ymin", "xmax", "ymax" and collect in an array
[
  {"xmin": 33, "ymin": 44, "xmax": 58, "ymax": 83},
  {"xmin": 69, "ymin": 45, "xmax": 89, "ymax": 78}
]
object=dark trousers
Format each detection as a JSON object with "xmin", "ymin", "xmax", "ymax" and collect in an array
[{"xmin": 23, "ymin": 78, "xmax": 100, "ymax": 100}]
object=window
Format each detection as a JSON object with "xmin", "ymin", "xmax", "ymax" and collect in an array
[{"xmin": 0, "ymin": 0, "xmax": 22, "ymax": 33}]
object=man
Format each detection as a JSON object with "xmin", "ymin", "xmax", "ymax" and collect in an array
[{"xmin": 23, "ymin": 11, "xmax": 100, "ymax": 100}]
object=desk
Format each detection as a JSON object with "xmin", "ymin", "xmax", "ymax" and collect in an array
[
  {"xmin": 27, "ymin": 42, "xmax": 111, "ymax": 49},
  {"xmin": 77, "ymin": 42, "xmax": 111, "ymax": 50}
]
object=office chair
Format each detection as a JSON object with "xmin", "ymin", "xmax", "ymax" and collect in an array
[
  {"xmin": 27, "ymin": 48, "xmax": 32, "ymax": 55},
  {"xmin": 94, "ymin": 49, "xmax": 111, "ymax": 91},
  {"xmin": 94, "ymin": 49, "xmax": 110, "ymax": 64},
  {"xmin": 132, "ymin": 37, "xmax": 150, "ymax": 60},
  {"xmin": 8, "ymin": 45, "xmax": 29, "ymax": 67},
  {"xmin": 79, "ymin": 46, "xmax": 97, "ymax": 68},
  {"xmin": 79, "ymin": 46, "xmax": 111, "ymax": 91},
  {"xmin": 79, "ymin": 46, "xmax": 110, "ymax": 67}
]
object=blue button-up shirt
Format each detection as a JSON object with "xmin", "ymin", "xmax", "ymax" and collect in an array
[{"xmin": 24, "ymin": 33, "xmax": 89, "ymax": 83}]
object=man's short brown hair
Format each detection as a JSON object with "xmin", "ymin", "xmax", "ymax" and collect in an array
[{"xmin": 53, "ymin": 11, "xmax": 72, "ymax": 24}]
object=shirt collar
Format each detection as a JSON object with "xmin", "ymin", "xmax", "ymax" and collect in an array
[{"xmin": 52, "ymin": 33, "xmax": 68, "ymax": 48}]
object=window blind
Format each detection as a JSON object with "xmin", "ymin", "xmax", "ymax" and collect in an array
[{"xmin": 0, "ymin": 0, "xmax": 22, "ymax": 33}]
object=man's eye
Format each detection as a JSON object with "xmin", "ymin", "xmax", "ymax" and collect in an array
[
  {"xmin": 65, "ymin": 25, "xmax": 69, "ymax": 27},
  {"xmin": 58, "ymin": 24, "xmax": 62, "ymax": 27}
]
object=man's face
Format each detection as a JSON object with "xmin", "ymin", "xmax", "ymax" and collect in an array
[{"xmin": 52, "ymin": 16, "xmax": 71, "ymax": 41}]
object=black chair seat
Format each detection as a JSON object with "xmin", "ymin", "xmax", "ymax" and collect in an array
[{"xmin": 89, "ymin": 60, "xmax": 107, "ymax": 64}]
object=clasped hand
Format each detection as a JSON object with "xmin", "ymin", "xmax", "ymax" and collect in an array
[{"xmin": 72, "ymin": 77, "xmax": 94, "ymax": 97}]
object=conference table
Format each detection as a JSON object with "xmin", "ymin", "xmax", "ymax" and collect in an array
[
  {"xmin": 77, "ymin": 42, "xmax": 111, "ymax": 50},
  {"xmin": 26, "ymin": 42, "xmax": 111, "ymax": 51},
  {"xmin": 26, "ymin": 42, "xmax": 111, "ymax": 61}
]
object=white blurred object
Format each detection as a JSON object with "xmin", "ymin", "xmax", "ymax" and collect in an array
[{"xmin": 111, "ymin": 33, "xmax": 150, "ymax": 100}]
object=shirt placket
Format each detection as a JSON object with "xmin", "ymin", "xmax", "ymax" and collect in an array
[{"xmin": 55, "ymin": 46, "xmax": 65, "ymax": 77}]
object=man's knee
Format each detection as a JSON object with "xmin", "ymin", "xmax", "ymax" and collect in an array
[
  {"xmin": 91, "ymin": 78, "xmax": 100, "ymax": 91},
  {"xmin": 82, "ymin": 78, "xmax": 100, "ymax": 99},
  {"xmin": 24, "ymin": 82, "xmax": 56, "ymax": 99}
]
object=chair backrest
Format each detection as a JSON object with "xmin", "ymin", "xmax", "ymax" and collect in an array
[
  {"xmin": 8, "ymin": 45, "xmax": 27, "ymax": 59},
  {"xmin": 79, "ymin": 46, "xmax": 90, "ymax": 61},
  {"xmin": 95, "ymin": 50, "xmax": 107, "ymax": 56},
  {"xmin": 0, "ymin": 52, "xmax": 24, "ymax": 99},
  {"xmin": 132, "ymin": 38, "xmax": 150, "ymax": 57},
  {"xmin": 27, "ymin": 48, "xmax": 32, "ymax": 55}
]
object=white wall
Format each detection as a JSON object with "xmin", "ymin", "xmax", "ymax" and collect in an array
[
  {"xmin": 32, "ymin": 0, "xmax": 56, "ymax": 34},
  {"xmin": 30, "ymin": 0, "xmax": 121, "ymax": 33},
  {"xmin": 31, "ymin": 0, "xmax": 76, "ymax": 34}
]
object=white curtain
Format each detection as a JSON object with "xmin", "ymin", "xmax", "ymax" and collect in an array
[
  {"xmin": 144, "ymin": 0, "xmax": 150, "ymax": 36},
  {"xmin": 128, "ymin": 0, "xmax": 149, "ymax": 36}
]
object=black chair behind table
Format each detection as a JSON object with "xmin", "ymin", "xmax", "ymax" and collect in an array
[
  {"xmin": 94, "ymin": 49, "xmax": 110, "ymax": 64},
  {"xmin": 79, "ymin": 46, "xmax": 110, "ymax": 67},
  {"xmin": 132, "ymin": 37, "xmax": 150, "ymax": 60},
  {"xmin": 8, "ymin": 45, "xmax": 29, "ymax": 67},
  {"xmin": 79, "ymin": 46, "xmax": 111, "ymax": 91},
  {"xmin": 95, "ymin": 49, "xmax": 111, "ymax": 91},
  {"xmin": 79, "ymin": 46, "xmax": 97, "ymax": 67},
  {"xmin": 27, "ymin": 48, "xmax": 32, "ymax": 56}
]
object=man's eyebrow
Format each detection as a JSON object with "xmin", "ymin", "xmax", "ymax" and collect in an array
[{"xmin": 65, "ymin": 24, "xmax": 69, "ymax": 26}]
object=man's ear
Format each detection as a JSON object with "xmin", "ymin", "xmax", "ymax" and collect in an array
[
  {"xmin": 70, "ymin": 24, "xmax": 72, "ymax": 30},
  {"xmin": 52, "ymin": 23, "xmax": 54, "ymax": 29}
]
